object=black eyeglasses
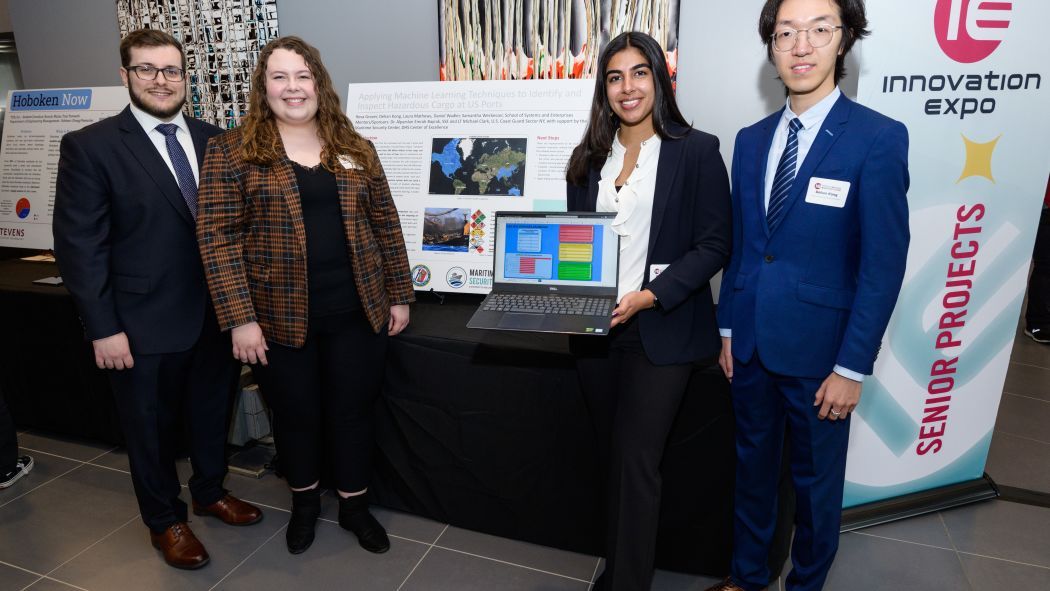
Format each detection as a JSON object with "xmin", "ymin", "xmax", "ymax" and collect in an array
[{"xmin": 126, "ymin": 65, "xmax": 186, "ymax": 82}]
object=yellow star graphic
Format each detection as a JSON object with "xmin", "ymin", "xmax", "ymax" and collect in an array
[{"xmin": 957, "ymin": 134, "xmax": 1001, "ymax": 183}]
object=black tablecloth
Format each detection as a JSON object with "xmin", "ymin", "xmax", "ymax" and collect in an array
[
  {"xmin": 0, "ymin": 258, "xmax": 121, "ymax": 443},
  {"xmin": 372, "ymin": 291, "xmax": 792, "ymax": 575},
  {"xmin": 0, "ymin": 258, "xmax": 791, "ymax": 578}
]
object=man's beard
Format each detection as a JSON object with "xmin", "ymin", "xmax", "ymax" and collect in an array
[{"xmin": 129, "ymin": 85, "xmax": 184, "ymax": 119}]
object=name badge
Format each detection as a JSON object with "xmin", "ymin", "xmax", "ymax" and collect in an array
[
  {"xmin": 649, "ymin": 263, "xmax": 668, "ymax": 281},
  {"xmin": 337, "ymin": 154, "xmax": 362, "ymax": 170},
  {"xmin": 804, "ymin": 177, "xmax": 851, "ymax": 208}
]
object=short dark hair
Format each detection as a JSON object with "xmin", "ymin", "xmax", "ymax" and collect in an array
[
  {"xmin": 565, "ymin": 31, "xmax": 689, "ymax": 186},
  {"xmin": 758, "ymin": 0, "xmax": 870, "ymax": 84},
  {"xmin": 119, "ymin": 29, "xmax": 185, "ymax": 68}
]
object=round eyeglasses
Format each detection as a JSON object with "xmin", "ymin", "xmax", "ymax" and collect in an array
[
  {"xmin": 126, "ymin": 65, "xmax": 186, "ymax": 82},
  {"xmin": 770, "ymin": 24, "xmax": 844, "ymax": 52}
]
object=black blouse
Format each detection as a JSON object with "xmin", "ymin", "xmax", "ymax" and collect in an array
[{"xmin": 291, "ymin": 160, "xmax": 361, "ymax": 317}]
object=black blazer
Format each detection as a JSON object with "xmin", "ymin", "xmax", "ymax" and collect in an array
[
  {"xmin": 54, "ymin": 106, "xmax": 223, "ymax": 355},
  {"xmin": 566, "ymin": 124, "xmax": 731, "ymax": 365}
]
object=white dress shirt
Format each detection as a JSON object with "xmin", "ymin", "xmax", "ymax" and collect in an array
[
  {"xmin": 722, "ymin": 87, "xmax": 864, "ymax": 382},
  {"xmin": 762, "ymin": 87, "xmax": 841, "ymax": 210},
  {"xmin": 128, "ymin": 103, "xmax": 200, "ymax": 187},
  {"xmin": 597, "ymin": 132, "xmax": 661, "ymax": 303}
]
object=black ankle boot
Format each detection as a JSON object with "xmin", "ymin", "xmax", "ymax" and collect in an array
[
  {"xmin": 338, "ymin": 494, "xmax": 389, "ymax": 553},
  {"xmin": 286, "ymin": 488, "xmax": 321, "ymax": 554}
]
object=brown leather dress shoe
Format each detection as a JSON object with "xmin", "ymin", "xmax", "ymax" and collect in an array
[
  {"xmin": 192, "ymin": 494, "xmax": 263, "ymax": 526},
  {"xmin": 703, "ymin": 578, "xmax": 749, "ymax": 591},
  {"xmin": 150, "ymin": 522, "xmax": 209, "ymax": 569}
]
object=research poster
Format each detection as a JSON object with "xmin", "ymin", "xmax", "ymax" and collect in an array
[
  {"xmin": 844, "ymin": 0, "xmax": 1050, "ymax": 507},
  {"xmin": 0, "ymin": 87, "xmax": 129, "ymax": 249},
  {"xmin": 347, "ymin": 79, "xmax": 593, "ymax": 293}
]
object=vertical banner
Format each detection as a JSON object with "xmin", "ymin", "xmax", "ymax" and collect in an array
[
  {"xmin": 0, "ymin": 87, "xmax": 129, "ymax": 250},
  {"xmin": 845, "ymin": 0, "xmax": 1050, "ymax": 507}
]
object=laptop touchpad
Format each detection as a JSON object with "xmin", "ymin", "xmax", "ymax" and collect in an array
[{"xmin": 498, "ymin": 312, "xmax": 545, "ymax": 330}]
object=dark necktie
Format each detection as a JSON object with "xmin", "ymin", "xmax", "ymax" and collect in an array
[
  {"xmin": 155, "ymin": 123, "xmax": 198, "ymax": 219},
  {"xmin": 766, "ymin": 117, "xmax": 804, "ymax": 232}
]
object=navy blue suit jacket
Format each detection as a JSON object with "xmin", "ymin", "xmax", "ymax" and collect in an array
[
  {"xmin": 567, "ymin": 125, "xmax": 731, "ymax": 365},
  {"xmin": 54, "ymin": 106, "xmax": 223, "ymax": 355},
  {"xmin": 717, "ymin": 95, "xmax": 910, "ymax": 378}
]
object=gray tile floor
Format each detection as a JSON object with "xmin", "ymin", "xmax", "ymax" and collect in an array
[{"xmin": 1, "ymin": 321, "xmax": 1048, "ymax": 591}]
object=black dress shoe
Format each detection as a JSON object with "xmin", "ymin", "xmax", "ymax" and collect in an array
[
  {"xmin": 338, "ymin": 494, "xmax": 390, "ymax": 553},
  {"xmin": 286, "ymin": 488, "xmax": 321, "ymax": 555}
]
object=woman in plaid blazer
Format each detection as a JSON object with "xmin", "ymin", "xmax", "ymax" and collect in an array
[{"xmin": 196, "ymin": 36, "xmax": 414, "ymax": 556}]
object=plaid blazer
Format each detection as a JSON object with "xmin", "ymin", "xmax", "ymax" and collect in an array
[{"xmin": 197, "ymin": 128, "xmax": 414, "ymax": 347}]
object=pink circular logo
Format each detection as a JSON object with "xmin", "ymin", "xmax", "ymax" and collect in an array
[
  {"xmin": 814, "ymin": 183, "xmax": 822, "ymax": 190},
  {"xmin": 934, "ymin": 0, "xmax": 1011, "ymax": 64}
]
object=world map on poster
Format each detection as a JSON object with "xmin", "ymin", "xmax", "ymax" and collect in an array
[{"xmin": 429, "ymin": 137, "xmax": 527, "ymax": 196}]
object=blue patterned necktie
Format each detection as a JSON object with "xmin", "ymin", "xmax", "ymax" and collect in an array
[
  {"xmin": 155, "ymin": 123, "xmax": 198, "ymax": 219},
  {"xmin": 766, "ymin": 117, "xmax": 804, "ymax": 231}
]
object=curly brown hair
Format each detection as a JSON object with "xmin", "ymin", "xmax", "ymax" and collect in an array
[{"xmin": 239, "ymin": 36, "xmax": 379, "ymax": 177}]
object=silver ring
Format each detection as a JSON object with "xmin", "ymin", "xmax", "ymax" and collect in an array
[{"xmin": 830, "ymin": 409, "xmax": 841, "ymax": 417}]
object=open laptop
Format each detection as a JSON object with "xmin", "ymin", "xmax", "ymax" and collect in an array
[{"xmin": 467, "ymin": 211, "xmax": 619, "ymax": 335}]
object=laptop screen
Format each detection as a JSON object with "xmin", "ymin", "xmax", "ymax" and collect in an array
[{"xmin": 493, "ymin": 212, "xmax": 619, "ymax": 289}]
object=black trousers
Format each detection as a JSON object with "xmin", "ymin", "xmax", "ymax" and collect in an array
[
  {"xmin": 574, "ymin": 319, "xmax": 694, "ymax": 591},
  {"xmin": 1027, "ymin": 207, "xmax": 1050, "ymax": 328},
  {"xmin": 108, "ymin": 308, "xmax": 238, "ymax": 533},
  {"xmin": 251, "ymin": 311, "xmax": 387, "ymax": 493},
  {"xmin": 0, "ymin": 385, "xmax": 17, "ymax": 472}
]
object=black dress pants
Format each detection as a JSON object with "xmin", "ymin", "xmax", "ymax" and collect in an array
[
  {"xmin": 1026, "ymin": 207, "xmax": 1050, "ymax": 329},
  {"xmin": 0, "ymin": 385, "xmax": 17, "ymax": 472},
  {"xmin": 108, "ymin": 309, "xmax": 238, "ymax": 533},
  {"xmin": 574, "ymin": 319, "xmax": 694, "ymax": 591},
  {"xmin": 251, "ymin": 311, "xmax": 387, "ymax": 493}
]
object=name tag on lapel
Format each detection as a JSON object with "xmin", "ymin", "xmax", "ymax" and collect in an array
[
  {"xmin": 649, "ymin": 264, "xmax": 668, "ymax": 282},
  {"xmin": 804, "ymin": 177, "xmax": 851, "ymax": 208},
  {"xmin": 337, "ymin": 154, "xmax": 363, "ymax": 170}
]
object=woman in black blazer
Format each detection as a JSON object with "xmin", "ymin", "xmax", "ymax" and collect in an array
[{"xmin": 565, "ymin": 31, "xmax": 731, "ymax": 591}]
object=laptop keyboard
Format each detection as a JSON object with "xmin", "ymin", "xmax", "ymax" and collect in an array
[{"xmin": 483, "ymin": 294, "xmax": 612, "ymax": 316}]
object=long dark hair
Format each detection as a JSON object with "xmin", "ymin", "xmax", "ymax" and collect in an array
[
  {"xmin": 758, "ymin": 0, "xmax": 870, "ymax": 84},
  {"xmin": 565, "ymin": 31, "xmax": 688, "ymax": 186}
]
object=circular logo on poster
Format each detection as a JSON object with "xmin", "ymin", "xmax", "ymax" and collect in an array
[
  {"xmin": 934, "ymin": 0, "xmax": 1011, "ymax": 64},
  {"xmin": 446, "ymin": 267, "xmax": 466, "ymax": 288},
  {"xmin": 15, "ymin": 197, "xmax": 30, "ymax": 219},
  {"xmin": 411, "ymin": 264, "xmax": 431, "ymax": 287}
]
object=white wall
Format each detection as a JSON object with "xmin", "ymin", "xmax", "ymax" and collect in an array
[
  {"xmin": 677, "ymin": 1, "xmax": 860, "ymax": 169},
  {"xmin": 8, "ymin": 0, "xmax": 438, "ymax": 100}
]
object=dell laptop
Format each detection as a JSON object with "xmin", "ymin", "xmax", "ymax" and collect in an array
[{"xmin": 467, "ymin": 211, "xmax": 620, "ymax": 335}]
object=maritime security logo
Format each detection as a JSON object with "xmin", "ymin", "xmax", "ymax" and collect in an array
[
  {"xmin": 446, "ymin": 267, "xmax": 466, "ymax": 288},
  {"xmin": 878, "ymin": 1, "xmax": 1038, "ymax": 119}
]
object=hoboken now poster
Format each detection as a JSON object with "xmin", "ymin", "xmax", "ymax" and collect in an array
[{"xmin": 845, "ymin": 0, "xmax": 1050, "ymax": 507}]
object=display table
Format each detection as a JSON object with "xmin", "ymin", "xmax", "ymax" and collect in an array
[
  {"xmin": 0, "ymin": 258, "xmax": 791, "ymax": 577},
  {"xmin": 0, "ymin": 258, "xmax": 122, "ymax": 443}
]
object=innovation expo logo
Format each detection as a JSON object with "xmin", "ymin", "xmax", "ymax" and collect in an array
[
  {"xmin": 15, "ymin": 197, "xmax": 30, "ymax": 219},
  {"xmin": 934, "ymin": 0, "xmax": 1012, "ymax": 64}
]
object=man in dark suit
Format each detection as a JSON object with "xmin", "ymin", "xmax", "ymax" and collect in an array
[
  {"xmin": 711, "ymin": 1, "xmax": 909, "ymax": 590},
  {"xmin": 53, "ymin": 29, "xmax": 261, "ymax": 570}
]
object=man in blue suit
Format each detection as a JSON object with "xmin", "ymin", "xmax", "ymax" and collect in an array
[{"xmin": 709, "ymin": 1, "xmax": 909, "ymax": 590}]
